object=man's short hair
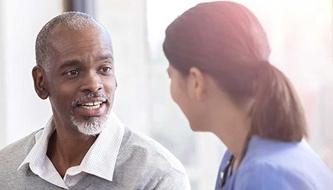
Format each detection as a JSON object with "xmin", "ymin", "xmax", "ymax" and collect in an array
[{"xmin": 35, "ymin": 12, "xmax": 100, "ymax": 67}]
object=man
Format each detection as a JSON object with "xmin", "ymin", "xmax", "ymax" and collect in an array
[{"xmin": 0, "ymin": 12, "xmax": 190, "ymax": 190}]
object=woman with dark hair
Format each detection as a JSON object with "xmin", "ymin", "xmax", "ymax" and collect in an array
[{"xmin": 163, "ymin": 1, "xmax": 333, "ymax": 189}]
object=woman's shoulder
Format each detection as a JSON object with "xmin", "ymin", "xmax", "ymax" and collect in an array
[
  {"xmin": 234, "ymin": 161, "xmax": 311, "ymax": 190},
  {"xmin": 234, "ymin": 136, "xmax": 333, "ymax": 189},
  {"xmin": 244, "ymin": 135, "xmax": 321, "ymax": 165}
]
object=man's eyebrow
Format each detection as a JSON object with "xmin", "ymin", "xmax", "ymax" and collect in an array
[
  {"xmin": 57, "ymin": 53, "xmax": 113, "ymax": 70},
  {"xmin": 58, "ymin": 59, "xmax": 82, "ymax": 70},
  {"xmin": 96, "ymin": 53, "xmax": 113, "ymax": 62}
]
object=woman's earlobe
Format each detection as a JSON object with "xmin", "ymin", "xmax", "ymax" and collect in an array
[{"xmin": 32, "ymin": 66, "xmax": 49, "ymax": 100}]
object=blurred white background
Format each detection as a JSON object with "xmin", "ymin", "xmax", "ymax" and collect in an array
[{"xmin": 0, "ymin": 0, "xmax": 332, "ymax": 189}]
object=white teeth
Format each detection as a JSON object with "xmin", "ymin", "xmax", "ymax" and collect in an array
[
  {"xmin": 80, "ymin": 101, "xmax": 103, "ymax": 109},
  {"xmin": 81, "ymin": 101, "xmax": 103, "ymax": 106},
  {"xmin": 81, "ymin": 104, "xmax": 101, "ymax": 109},
  {"xmin": 93, "ymin": 101, "xmax": 103, "ymax": 106}
]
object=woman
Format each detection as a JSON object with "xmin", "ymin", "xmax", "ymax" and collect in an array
[{"xmin": 163, "ymin": 1, "xmax": 333, "ymax": 189}]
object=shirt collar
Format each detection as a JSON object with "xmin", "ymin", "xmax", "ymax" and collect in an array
[
  {"xmin": 18, "ymin": 118, "xmax": 54, "ymax": 170},
  {"xmin": 18, "ymin": 112, "xmax": 125, "ymax": 182},
  {"xmin": 79, "ymin": 113, "xmax": 125, "ymax": 181},
  {"xmin": 246, "ymin": 135, "xmax": 304, "ymax": 152}
]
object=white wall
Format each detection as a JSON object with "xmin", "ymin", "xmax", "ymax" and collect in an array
[
  {"xmin": 0, "ymin": 0, "xmax": 62, "ymax": 148},
  {"xmin": 96, "ymin": 0, "xmax": 151, "ymax": 134},
  {"xmin": 0, "ymin": 0, "xmax": 6, "ymax": 148}
]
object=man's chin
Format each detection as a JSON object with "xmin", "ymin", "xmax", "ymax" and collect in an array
[{"xmin": 70, "ymin": 115, "xmax": 108, "ymax": 136}]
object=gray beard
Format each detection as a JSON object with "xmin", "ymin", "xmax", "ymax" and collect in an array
[{"xmin": 70, "ymin": 115, "xmax": 108, "ymax": 136}]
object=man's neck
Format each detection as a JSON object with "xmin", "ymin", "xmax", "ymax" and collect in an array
[{"xmin": 47, "ymin": 126, "xmax": 97, "ymax": 177}]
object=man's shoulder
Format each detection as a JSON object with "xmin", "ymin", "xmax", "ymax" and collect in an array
[
  {"xmin": 114, "ymin": 127, "xmax": 190, "ymax": 189},
  {"xmin": 0, "ymin": 129, "xmax": 40, "ymax": 170},
  {"xmin": 120, "ymin": 128, "xmax": 185, "ymax": 170}
]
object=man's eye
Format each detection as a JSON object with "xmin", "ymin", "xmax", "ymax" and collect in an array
[
  {"xmin": 101, "ymin": 66, "xmax": 112, "ymax": 73},
  {"xmin": 64, "ymin": 70, "xmax": 79, "ymax": 77}
]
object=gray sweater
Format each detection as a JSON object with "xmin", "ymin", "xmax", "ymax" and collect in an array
[{"xmin": 0, "ymin": 128, "xmax": 190, "ymax": 190}]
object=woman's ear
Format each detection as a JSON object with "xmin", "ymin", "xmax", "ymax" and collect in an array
[
  {"xmin": 188, "ymin": 67, "xmax": 206, "ymax": 101},
  {"xmin": 32, "ymin": 66, "xmax": 49, "ymax": 99}
]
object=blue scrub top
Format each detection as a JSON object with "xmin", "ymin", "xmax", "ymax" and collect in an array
[{"xmin": 215, "ymin": 135, "xmax": 333, "ymax": 190}]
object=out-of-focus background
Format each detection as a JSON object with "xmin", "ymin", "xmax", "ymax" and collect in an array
[{"xmin": 0, "ymin": 0, "xmax": 332, "ymax": 189}]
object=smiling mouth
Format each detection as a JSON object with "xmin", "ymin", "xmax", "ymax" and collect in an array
[
  {"xmin": 78, "ymin": 101, "xmax": 105, "ymax": 109},
  {"xmin": 74, "ymin": 98, "xmax": 108, "ymax": 117}
]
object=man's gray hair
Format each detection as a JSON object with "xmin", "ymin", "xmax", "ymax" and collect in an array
[{"xmin": 35, "ymin": 12, "xmax": 101, "ymax": 67}]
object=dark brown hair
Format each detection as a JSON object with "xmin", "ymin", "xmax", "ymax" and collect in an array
[{"xmin": 163, "ymin": 1, "xmax": 307, "ymax": 141}]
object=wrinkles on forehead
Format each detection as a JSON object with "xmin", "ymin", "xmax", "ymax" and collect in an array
[
  {"xmin": 42, "ymin": 24, "xmax": 113, "ymax": 72},
  {"xmin": 36, "ymin": 12, "xmax": 113, "ymax": 69}
]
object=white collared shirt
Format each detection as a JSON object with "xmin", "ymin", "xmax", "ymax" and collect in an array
[{"xmin": 18, "ymin": 112, "xmax": 125, "ymax": 189}]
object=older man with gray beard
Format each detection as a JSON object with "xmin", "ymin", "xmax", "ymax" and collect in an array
[{"xmin": 0, "ymin": 12, "xmax": 190, "ymax": 190}]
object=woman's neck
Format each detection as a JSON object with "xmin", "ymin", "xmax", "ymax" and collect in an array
[{"xmin": 208, "ymin": 98, "xmax": 251, "ymax": 169}]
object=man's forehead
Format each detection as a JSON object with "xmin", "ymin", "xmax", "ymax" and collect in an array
[
  {"xmin": 49, "ymin": 23, "xmax": 108, "ymax": 40},
  {"xmin": 47, "ymin": 23, "xmax": 113, "ymax": 51},
  {"xmin": 42, "ymin": 24, "xmax": 113, "ymax": 69}
]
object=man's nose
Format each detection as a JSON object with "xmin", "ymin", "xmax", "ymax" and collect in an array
[{"xmin": 80, "ymin": 71, "xmax": 103, "ymax": 93}]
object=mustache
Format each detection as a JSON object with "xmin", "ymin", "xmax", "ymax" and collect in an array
[{"xmin": 72, "ymin": 92, "xmax": 111, "ymax": 106}]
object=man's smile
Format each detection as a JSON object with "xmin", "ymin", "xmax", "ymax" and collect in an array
[
  {"xmin": 74, "ymin": 97, "xmax": 109, "ymax": 117},
  {"xmin": 79, "ymin": 101, "xmax": 104, "ymax": 109}
]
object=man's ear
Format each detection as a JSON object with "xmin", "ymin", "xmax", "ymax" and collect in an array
[
  {"xmin": 188, "ymin": 67, "xmax": 206, "ymax": 101},
  {"xmin": 32, "ymin": 66, "xmax": 49, "ymax": 99}
]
